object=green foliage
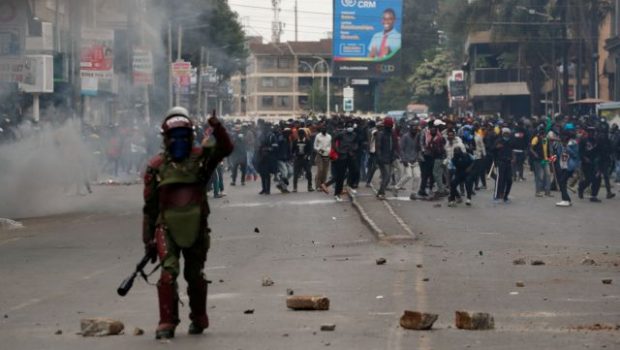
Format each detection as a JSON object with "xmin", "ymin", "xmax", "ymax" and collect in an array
[
  {"xmin": 380, "ymin": 77, "xmax": 411, "ymax": 111},
  {"xmin": 309, "ymin": 80, "xmax": 327, "ymax": 113},
  {"xmin": 407, "ymin": 50, "xmax": 453, "ymax": 111},
  {"xmin": 401, "ymin": 0, "xmax": 440, "ymax": 76},
  {"xmin": 151, "ymin": 0, "xmax": 248, "ymax": 79}
]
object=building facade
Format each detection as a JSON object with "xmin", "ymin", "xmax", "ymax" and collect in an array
[{"xmin": 231, "ymin": 38, "xmax": 338, "ymax": 118}]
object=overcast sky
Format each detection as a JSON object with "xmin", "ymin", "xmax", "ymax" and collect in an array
[{"xmin": 229, "ymin": 0, "xmax": 333, "ymax": 43}]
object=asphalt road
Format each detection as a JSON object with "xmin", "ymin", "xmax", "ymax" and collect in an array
[{"xmin": 0, "ymin": 174, "xmax": 618, "ymax": 349}]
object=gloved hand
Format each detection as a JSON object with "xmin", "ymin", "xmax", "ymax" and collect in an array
[
  {"xmin": 207, "ymin": 109, "xmax": 221, "ymax": 127},
  {"xmin": 145, "ymin": 240, "xmax": 157, "ymax": 264}
]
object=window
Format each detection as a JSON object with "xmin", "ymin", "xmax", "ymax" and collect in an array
[
  {"xmin": 276, "ymin": 77, "xmax": 291, "ymax": 88},
  {"xmin": 260, "ymin": 57, "xmax": 275, "ymax": 69},
  {"xmin": 278, "ymin": 57, "xmax": 291, "ymax": 69},
  {"xmin": 261, "ymin": 77, "xmax": 274, "ymax": 88},
  {"xmin": 277, "ymin": 96, "xmax": 291, "ymax": 108},
  {"xmin": 261, "ymin": 96, "xmax": 274, "ymax": 107}
]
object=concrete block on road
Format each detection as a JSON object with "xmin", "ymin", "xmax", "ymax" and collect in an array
[
  {"xmin": 455, "ymin": 311, "xmax": 494, "ymax": 330},
  {"xmin": 320, "ymin": 324, "xmax": 336, "ymax": 331},
  {"xmin": 286, "ymin": 295, "xmax": 330, "ymax": 311},
  {"xmin": 80, "ymin": 318, "xmax": 124, "ymax": 336},
  {"xmin": 400, "ymin": 311, "xmax": 438, "ymax": 330}
]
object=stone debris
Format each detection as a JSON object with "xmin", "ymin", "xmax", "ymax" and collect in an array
[
  {"xmin": 516, "ymin": 281, "xmax": 525, "ymax": 288},
  {"xmin": 80, "ymin": 318, "xmax": 124, "ymax": 337},
  {"xmin": 602, "ymin": 279, "xmax": 613, "ymax": 285},
  {"xmin": 569, "ymin": 323, "xmax": 620, "ymax": 331},
  {"xmin": 54, "ymin": 329, "xmax": 62, "ymax": 335},
  {"xmin": 286, "ymin": 288, "xmax": 295, "ymax": 296},
  {"xmin": 286, "ymin": 296, "xmax": 330, "ymax": 311},
  {"xmin": 399, "ymin": 311, "xmax": 438, "ymax": 330},
  {"xmin": 581, "ymin": 258, "xmax": 597, "ymax": 266},
  {"xmin": 320, "ymin": 324, "xmax": 336, "ymax": 331},
  {"xmin": 422, "ymin": 278, "xmax": 429, "ymax": 282},
  {"xmin": 244, "ymin": 309, "xmax": 254, "ymax": 314},
  {"xmin": 262, "ymin": 276, "xmax": 275, "ymax": 287},
  {"xmin": 254, "ymin": 227, "xmax": 260, "ymax": 233},
  {"xmin": 513, "ymin": 258, "xmax": 526, "ymax": 265},
  {"xmin": 416, "ymin": 264, "xmax": 423, "ymax": 268},
  {"xmin": 376, "ymin": 258, "xmax": 387, "ymax": 265},
  {"xmin": 133, "ymin": 327, "xmax": 144, "ymax": 336},
  {"xmin": 455, "ymin": 311, "xmax": 495, "ymax": 330},
  {"xmin": 0, "ymin": 218, "xmax": 23, "ymax": 230},
  {"xmin": 530, "ymin": 260, "xmax": 546, "ymax": 266}
]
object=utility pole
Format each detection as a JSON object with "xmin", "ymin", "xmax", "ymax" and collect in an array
[
  {"xmin": 168, "ymin": 21, "xmax": 173, "ymax": 108},
  {"xmin": 294, "ymin": 0, "xmax": 298, "ymax": 42},
  {"xmin": 196, "ymin": 47, "xmax": 205, "ymax": 117},
  {"xmin": 561, "ymin": 0, "xmax": 569, "ymax": 113},
  {"xmin": 175, "ymin": 24, "xmax": 182, "ymax": 106},
  {"xmin": 271, "ymin": 0, "xmax": 283, "ymax": 43}
]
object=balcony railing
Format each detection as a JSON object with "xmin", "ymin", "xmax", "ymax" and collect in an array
[{"xmin": 473, "ymin": 68, "xmax": 528, "ymax": 84}]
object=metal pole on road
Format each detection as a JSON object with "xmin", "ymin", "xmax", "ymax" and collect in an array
[
  {"xmin": 176, "ymin": 25, "xmax": 183, "ymax": 106},
  {"xmin": 168, "ymin": 21, "xmax": 173, "ymax": 108},
  {"xmin": 314, "ymin": 56, "xmax": 330, "ymax": 116}
]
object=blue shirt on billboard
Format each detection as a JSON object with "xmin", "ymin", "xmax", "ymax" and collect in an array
[{"xmin": 368, "ymin": 29, "xmax": 401, "ymax": 59}]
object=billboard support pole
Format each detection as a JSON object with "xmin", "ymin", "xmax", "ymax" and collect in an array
[
  {"xmin": 374, "ymin": 80, "xmax": 381, "ymax": 113},
  {"xmin": 33, "ymin": 93, "xmax": 40, "ymax": 123}
]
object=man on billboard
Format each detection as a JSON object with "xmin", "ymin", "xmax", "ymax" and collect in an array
[{"xmin": 368, "ymin": 8, "xmax": 401, "ymax": 59}]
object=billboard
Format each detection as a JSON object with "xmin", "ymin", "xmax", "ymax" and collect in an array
[
  {"xmin": 132, "ymin": 48, "xmax": 153, "ymax": 86},
  {"xmin": 333, "ymin": 0, "xmax": 403, "ymax": 78},
  {"xmin": 80, "ymin": 28, "xmax": 114, "ymax": 79}
]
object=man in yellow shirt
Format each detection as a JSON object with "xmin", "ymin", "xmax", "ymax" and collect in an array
[{"xmin": 529, "ymin": 126, "xmax": 552, "ymax": 197}]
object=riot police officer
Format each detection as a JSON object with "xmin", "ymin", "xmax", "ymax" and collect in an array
[{"xmin": 142, "ymin": 107, "xmax": 233, "ymax": 339}]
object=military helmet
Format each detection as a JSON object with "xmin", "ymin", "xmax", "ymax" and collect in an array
[{"xmin": 161, "ymin": 106, "xmax": 193, "ymax": 134}]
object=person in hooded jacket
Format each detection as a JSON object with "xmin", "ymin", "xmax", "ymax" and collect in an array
[{"xmin": 375, "ymin": 117, "xmax": 399, "ymax": 199}]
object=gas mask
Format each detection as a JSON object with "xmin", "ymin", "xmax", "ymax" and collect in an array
[{"xmin": 167, "ymin": 128, "xmax": 192, "ymax": 162}]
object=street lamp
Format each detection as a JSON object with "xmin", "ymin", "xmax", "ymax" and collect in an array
[
  {"xmin": 299, "ymin": 57, "xmax": 331, "ymax": 115},
  {"xmin": 313, "ymin": 56, "xmax": 331, "ymax": 117}
]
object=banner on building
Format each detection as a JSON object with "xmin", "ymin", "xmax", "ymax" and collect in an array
[
  {"xmin": 333, "ymin": 0, "xmax": 403, "ymax": 78},
  {"xmin": 0, "ymin": 57, "xmax": 26, "ymax": 83},
  {"xmin": 171, "ymin": 60, "xmax": 191, "ymax": 87},
  {"xmin": 132, "ymin": 48, "xmax": 153, "ymax": 85},
  {"xmin": 20, "ymin": 55, "xmax": 54, "ymax": 93},
  {"xmin": 80, "ymin": 28, "xmax": 114, "ymax": 79}
]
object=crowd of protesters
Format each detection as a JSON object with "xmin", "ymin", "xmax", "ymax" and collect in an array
[
  {"xmin": 223, "ymin": 113, "xmax": 620, "ymax": 208},
  {"xmin": 2, "ymin": 110, "xmax": 619, "ymax": 207}
]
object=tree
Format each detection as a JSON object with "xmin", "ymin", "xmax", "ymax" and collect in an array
[
  {"xmin": 452, "ymin": 0, "xmax": 612, "ymax": 114},
  {"xmin": 148, "ymin": 0, "xmax": 248, "ymax": 114},
  {"xmin": 380, "ymin": 77, "xmax": 411, "ymax": 111},
  {"xmin": 408, "ymin": 50, "xmax": 454, "ymax": 111}
]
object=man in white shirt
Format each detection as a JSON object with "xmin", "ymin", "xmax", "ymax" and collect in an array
[{"xmin": 313, "ymin": 126, "xmax": 332, "ymax": 190}]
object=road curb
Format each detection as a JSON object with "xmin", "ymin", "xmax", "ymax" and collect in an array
[
  {"xmin": 349, "ymin": 184, "xmax": 418, "ymax": 242},
  {"xmin": 348, "ymin": 190, "xmax": 386, "ymax": 241}
]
